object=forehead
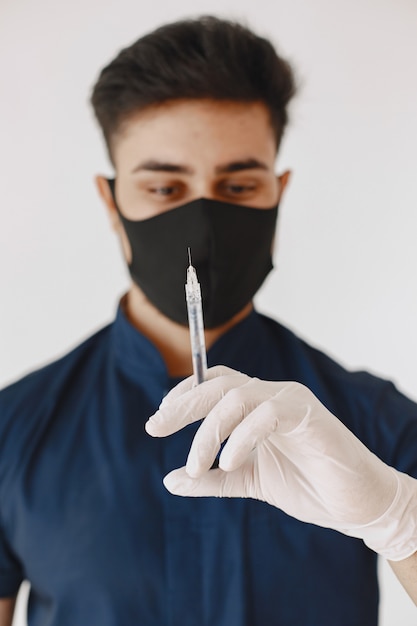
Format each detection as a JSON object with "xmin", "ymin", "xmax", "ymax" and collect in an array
[{"xmin": 112, "ymin": 99, "xmax": 278, "ymax": 172}]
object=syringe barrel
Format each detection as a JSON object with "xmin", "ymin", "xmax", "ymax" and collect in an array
[{"xmin": 186, "ymin": 292, "xmax": 207, "ymax": 385}]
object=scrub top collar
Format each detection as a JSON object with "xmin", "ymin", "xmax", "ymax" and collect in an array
[
  {"xmin": 110, "ymin": 297, "xmax": 265, "ymax": 384},
  {"xmin": 111, "ymin": 298, "xmax": 169, "ymax": 381}
]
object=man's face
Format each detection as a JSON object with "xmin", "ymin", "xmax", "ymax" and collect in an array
[{"xmin": 105, "ymin": 99, "xmax": 287, "ymax": 219}]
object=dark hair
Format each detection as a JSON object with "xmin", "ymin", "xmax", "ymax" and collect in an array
[{"xmin": 91, "ymin": 16, "xmax": 296, "ymax": 160}]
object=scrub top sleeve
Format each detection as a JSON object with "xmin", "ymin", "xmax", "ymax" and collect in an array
[
  {"xmin": 373, "ymin": 381, "xmax": 417, "ymax": 478},
  {"xmin": 0, "ymin": 526, "xmax": 24, "ymax": 597}
]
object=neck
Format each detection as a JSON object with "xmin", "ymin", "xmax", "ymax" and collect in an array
[{"xmin": 123, "ymin": 285, "xmax": 252, "ymax": 377}]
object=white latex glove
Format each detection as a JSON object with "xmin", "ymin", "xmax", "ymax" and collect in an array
[{"xmin": 146, "ymin": 365, "xmax": 417, "ymax": 561}]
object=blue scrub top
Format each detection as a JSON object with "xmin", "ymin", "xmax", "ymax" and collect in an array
[{"xmin": 1, "ymin": 306, "xmax": 417, "ymax": 625}]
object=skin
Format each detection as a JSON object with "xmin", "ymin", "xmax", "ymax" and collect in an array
[
  {"xmin": 0, "ymin": 598, "xmax": 15, "ymax": 626},
  {"xmin": 96, "ymin": 99, "xmax": 290, "ymax": 377},
  {"xmin": 390, "ymin": 555, "xmax": 417, "ymax": 604}
]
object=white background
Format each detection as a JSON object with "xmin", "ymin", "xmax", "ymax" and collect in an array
[{"xmin": 1, "ymin": 0, "xmax": 416, "ymax": 623}]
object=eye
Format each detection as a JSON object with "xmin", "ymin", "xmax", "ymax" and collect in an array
[
  {"xmin": 219, "ymin": 179, "xmax": 258, "ymax": 197},
  {"xmin": 226, "ymin": 183, "xmax": 256, "ymax": 194},
  {"xmin": 149, "ymin": 185, "xmax": 178, "ymax": 196}
]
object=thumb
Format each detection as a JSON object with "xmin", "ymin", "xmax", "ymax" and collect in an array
[{"xmin": 163, "ymin": 466, "xmax": 250, "ymax": 499}]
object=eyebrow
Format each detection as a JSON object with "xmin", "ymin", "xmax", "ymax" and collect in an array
[
  {"xmin": 131, "ymin": 160, "xmax": 192, "ymax": 174},
  {"xmin": 131, "ymin": 157, "xmax": 268, "ymax": 175},
  {"xmin": 215, "ymin": 158, "xmax": 268, "ymax": 174}
]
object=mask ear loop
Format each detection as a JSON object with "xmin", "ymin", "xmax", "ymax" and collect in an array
[
  {"xmin": 106, "ymin": 178, "xmax": 139, "ymax": 226},
  {"xmin": 106, "ymin": 177, "xmax": 117, "ymax": 206},
  {"xmin": 107, "ymin": 178, "xmax": 128, "ymax": 222}
]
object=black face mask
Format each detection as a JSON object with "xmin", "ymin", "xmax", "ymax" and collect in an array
[{"xmin": 108, "ymin": 179, "xmax": 278, "ymax": 328}]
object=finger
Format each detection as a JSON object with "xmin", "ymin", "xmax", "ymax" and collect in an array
[
  {"xmin": 160, "ymin": 365, "xmax": 240, "ymax": 407},
  {"xmin": 185, "ymin": 378, "xmax": 279, "ymax": 477},
  {"xmin": 145, "ymin": 370, "xmax": 250, "ymax": 437},
  {"xmin": 219, "ymin": 397, "xmax": 281, "ymax": 471},
  {"xmin": 219, "ymin": 382, "xmax": 312, "ymax": 471},
  {"xmin": 163, "ymin": 465, "xmax": 256, "ymax": 499}
]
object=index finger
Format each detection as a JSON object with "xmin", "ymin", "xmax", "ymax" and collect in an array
[
  {"xmin": 160, "ymin": 365, "xmax": 241, "ymax": 407},
  {"xmin": 145, "ymin": 367, "xmax": 250, "ymax": 437}
]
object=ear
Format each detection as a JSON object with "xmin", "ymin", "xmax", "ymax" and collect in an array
[
  {"xmin": 95, "ymin": 175, "xmax": 133, "ymax": 264},
  {"xmin": 95, "ymin": 175, "xmax": 121, "ymax": 232},
  {"xmin": 276, "ymin": 170, "xmax": 292, "ymax": 204},
  {"xmin": 270, "ymin": 170, "xmax": 291, "ymax": 255}
]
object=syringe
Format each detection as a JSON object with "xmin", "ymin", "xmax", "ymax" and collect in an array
[{"xmin": 185, "ymin": 248, "xmax": 207, "ymax": 386}]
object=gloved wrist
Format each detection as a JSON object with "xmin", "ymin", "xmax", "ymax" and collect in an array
[{"xmin": 350, "ymin": 468, "xmax": 417, "ymax": 562}]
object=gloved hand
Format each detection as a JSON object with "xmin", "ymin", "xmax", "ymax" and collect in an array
[{"xmin": 146, "ymin": 365, "xmax": 417, "ymax": 561}]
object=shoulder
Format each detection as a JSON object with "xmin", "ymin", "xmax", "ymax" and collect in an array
[
  {"xmin": 0, "ymin": 322, "xmax": 113, "ymax": 448},
  {"xmin": 255, "ymin": 311, "xmax": 385, "ymax": 395},
  {"xmin": 1, "ymin": 323, "xmax": 112, "ymax": 399},
  {"xmin": 254, "ymin": 312, "xmax": 417, "ymax": 467}
]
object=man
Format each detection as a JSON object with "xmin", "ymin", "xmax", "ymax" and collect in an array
[{"xmin": 0, "ymin": 15, "xmax": 416, "ymax": 626}]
